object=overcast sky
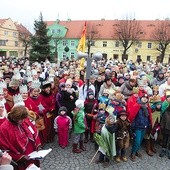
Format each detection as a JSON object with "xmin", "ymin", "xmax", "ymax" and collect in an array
[{"xmin": 1, "ymin": 0, "xmax": 170, "ymax": 31}]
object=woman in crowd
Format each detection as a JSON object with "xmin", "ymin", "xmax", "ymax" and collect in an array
[{"xmin": 0, "ymin": 105, "xmax": 41, "ymax": 170}]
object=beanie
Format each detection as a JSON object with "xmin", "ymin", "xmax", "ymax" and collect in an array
[{"xmin": 58, "ymin": 106, "xmax": 67, "ymax": 114}]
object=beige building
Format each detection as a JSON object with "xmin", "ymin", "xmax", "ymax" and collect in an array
[
  {"xmin": 47, "ymin": 19, "xmax": 170, "ymax": 63},
  {"xmin": 0, "ymin": 18, "xmax": 30, "ymax": 57}
]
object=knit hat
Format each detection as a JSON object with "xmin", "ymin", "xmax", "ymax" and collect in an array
[
  {"xmin": 118, "ymin": 110, "xmax": 128, "ymax": 116},
  {"xmin": 58, "ymin": 106, "xmax": 67, "ymax": 114},
  {"xmin": 75, "ymin": 99, "xmax": 84, "ymax": 108},
  {"xmin": 65, "ymin": 79, "xmax": 73, "ymax": 86},
  {"xmin": 87, "ymin": 90, "xmax": 94, "ymax": 96}
]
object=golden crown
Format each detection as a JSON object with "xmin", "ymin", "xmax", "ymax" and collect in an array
[
  {"xmin": 150, "ymin": 95, "xmax": 161, "ymax": 103},
  {"xmin": 98, "ymin": 103, "xmax": 106, "ymax": 110},
  {"xmin": 133, "ymin": 87, "xmax": 139, "ymax": 94},
  {"xmin": 153, "ymin": 85, "xmax": 159, "ymax": 92}
]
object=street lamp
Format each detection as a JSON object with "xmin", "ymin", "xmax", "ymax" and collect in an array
[{"xmin": 77, "ymin": 51, "xmax": 103, "ymax": 90}]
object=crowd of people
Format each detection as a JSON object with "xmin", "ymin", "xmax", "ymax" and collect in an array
[{"xmin": 0, "ymin": 56, "xmax": 170, "ymax": 169}]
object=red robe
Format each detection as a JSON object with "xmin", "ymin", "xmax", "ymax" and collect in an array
[
  {"xmin": 40, "ymin": 92, "xmax": 55, "ymax": 143},
  {"xmin": 30, "ymin": 95, "xmax": 48, "ymax": 145},
  {"xmin": 24, "ymin": 97, "xmax": 39, "ymax": 115},
  {"xmin": 0, "ymin": 118, "xmax": 41, "ymax": 170},
  {"xmin": 0, "ymin": 117, "xmax": 6, "ymax": 126}
]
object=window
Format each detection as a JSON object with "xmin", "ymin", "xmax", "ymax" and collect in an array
[
  {"xmin": 56, "ymin": 29, "xmax": 61, "ymax": 34},
  {"xmin": 63, "ymin": 52, "xmax": 67, "ymax": 60},
  {"xmin": 15, "ymin": 41, "xmax": 18, "ymax": 47},
  {"xmin": 115, "ymin": 41, "xmax": 119, "ymax": 47},
  {"xmin": 63, "ymin": 40, "xmax": 67, "ymax": 46},
  {"xmin": 4, "ymin": 31, "xmax": 8, "ymax": 35},
  {"xmin": 91, "ymin": 40, "xmax": 95, "ymax": 46},
  {"xmin": 137, "ymin": 41, "xmax": 142, "ymax": 48},
  {"xmin": 13, "ymin": 32, "xmax": 17, "ymax": 37},
  {"xmin": 147, "ymin": 56, "xmax": 151, "ymax": 61},
  {"xmin": 71, "ymin": 52, "xmax": 74, "ymax": 58},
  {"xmin": 148, "ymin": 43, "xmax": 152, "ymax": 49},
  {"xmin": 70, "ymin": 40, "xmax": 75, "ymax": 46},
  {"xmin": 103, "ymin": 41, "xmax": 107, "ymax": 47},
  {"xmin": 0, "ymin": 40, "xmax": 6, "ymax": 46},
  {"xmin": 52, "ymin": 29, "xmax": 55, "ymax": 34}
]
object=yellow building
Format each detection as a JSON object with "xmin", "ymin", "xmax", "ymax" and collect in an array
[
  {"xmin": 0, "ymin": 18, "xmax": 30, "ymax": 57},
  {"xmin": 47, "ymin": 19, "xmax": 170, "ymax": 63}
]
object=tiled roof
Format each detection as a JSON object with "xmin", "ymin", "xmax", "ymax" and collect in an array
[
  {"xmin": 46, "ymin": 20, "xmax": 169, "ymax": 41},
  {"xmin": 15, "ymin": 23, "xmax": 31, "ymax": 35},
  {"xmin": 0, "ymin": 19, "xmax": 7, "ymax": 25}
]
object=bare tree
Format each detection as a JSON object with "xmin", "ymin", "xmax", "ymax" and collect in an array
[
  {"xmin": 86, "ymin": 23, "xmax": 99, "ymax": 55},
  {"xmin": 152, "ymin": 20, "xmax": 170, "ymax": 63},
  {"xmin": 51, "ymin": 36, "xmax": 63, "ymax": 62},
  {"xmin": 114, "ymin": 18, "xmax": 143, "ymax": 61},
  {"xmin": 17, "ymin": 24, "xmax": 31, "ymax": 57}
]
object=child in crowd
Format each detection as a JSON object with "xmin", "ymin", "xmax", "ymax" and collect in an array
[
  {"xmin": 159, "ymin": 92, "xmax": 170, "ymax": 159},
  {"xmin": 84, "ymin": 90, "xmax": 98, "ymax": 143},
  {"xmin": 149, "ymin": 95, "xmax": 162, "ymax": 154},
  {"xmin": 54, "ymin": 106, "xmax": 72, "ymax": 149},
  {"xmin": 72, "ymin": 99, "xmax": 86, "ymax": 153},
  {"xmin": 95, "ymin": 115, "xmax": 117, "ymax": 168},
  {"xmin": 115, "ymin": 110, "xmax": 131, "ymax": 162},
  {"xmin": 98, "ymin": 89, "xmax": 109, "ymax": 106},
  {"xmin": 95, "ymin": 103, "xmax": 108, "ymax": 134},
  {"xmin": 129, "ymin": 93, "xmax": 152, "ymax": 162}
]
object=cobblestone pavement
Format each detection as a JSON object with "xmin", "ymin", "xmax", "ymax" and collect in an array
[{"xmin": 40, "ymin": 136, "xmax": 170, "ymax": 170}]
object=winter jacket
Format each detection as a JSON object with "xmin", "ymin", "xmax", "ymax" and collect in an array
[
  {"xmin": 160, "ymin": 110, "xmax": 170, "ymax": 133},
  {"xmin": 73, "ymin": 108, "xmax": 86, "ymax": 134},
  {"xmin": 120, "ymin": 81, "xmax": 133, "ymax": 99},
  {"xmin": 131, "ymin": 105, "xmax": 150, "ymax": 130},
  {"xmin": 98, "ymin": 82, "xmax": 116, "ymax": 98}
]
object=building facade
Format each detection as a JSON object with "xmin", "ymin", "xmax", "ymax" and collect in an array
[
  {"xmin": 0, "ymin": 18, "xmax": 31, "ymax": 58},
  {"xmin": 47, "ymin": 19, "xmax": 170, "ymax": 63}
]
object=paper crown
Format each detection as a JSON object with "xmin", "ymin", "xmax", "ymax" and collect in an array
[
  {"xmin": 27, "ymin": 76, "xmax": 33, "ymax": 83},
  {"xmin": 153, "ymin": 85, "xmax": 159, "ymax": 92},
  {"xmin": 0, "ymin": 88, "xmax": 3, "ymax": 94},
  {"xmin": 98, "ymin": 103, "xmax": 106, "ymax": 110},
  {"xmin": 114, "ymin": 92, "xmax": 124, "ymax": 101},
  {"xmin": 31, "ymin": 80, "xmax": 41, "ymax": 89},
  {"xmin": 150, "ymin": 95, "xmax": 161, "ymax": 103},
  {"xmin": 0, "ymin": 81, "xmax": 7, "ymax": 89},
  {"xmin": 19, "ymin": 85, "xmax": 28, "ymax": 93},
  {"xmin": 13, "ymin": 94, "xmax": 25, "ymax": 107},
  {"xmin": 42, "ymin": 80, "xmax": 51, "ymax": 86},
  {"xmin": 133, "ymin": 87, "xmax": 139, "ymax": 94},
  {"xmin": 31, "ymin": 69, "xmax": 37, "ymax": 76}
]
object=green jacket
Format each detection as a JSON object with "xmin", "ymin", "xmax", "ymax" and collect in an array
[{"xmin": 72, "ymin": 108, "xmax": 86, "ymax": 134}]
